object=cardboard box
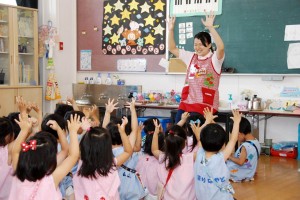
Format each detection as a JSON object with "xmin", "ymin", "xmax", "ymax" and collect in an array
[{"xmin": 168, "ymin": 58, "xmax": 187, "ymax": 73}]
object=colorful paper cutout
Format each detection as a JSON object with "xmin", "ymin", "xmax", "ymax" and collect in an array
[{"xmin": 102, "ymin": 0, "xmax": 166, "ymax": 55}]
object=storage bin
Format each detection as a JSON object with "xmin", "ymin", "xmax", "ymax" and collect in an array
[
  {"xmin": 271, "ymin": 147, "xmax": 298, "ymax": 159},
  {"xmin": 298, "ymin": 123, "xmax": 300, "ymax": 160},
  {"xmin": 138, "ymin": 116, "xmax": 172, "ymax": 138}
]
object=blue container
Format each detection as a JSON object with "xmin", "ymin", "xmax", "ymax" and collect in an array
[{"xmin": 138, "ymin": 116, "xmax": 172, "ymax": 138}]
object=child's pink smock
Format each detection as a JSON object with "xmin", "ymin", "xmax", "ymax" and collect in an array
[
  {"xmin": 8, "ymin": 175, "xmax": 62, "ymax": 200},
  {"xmin": 157, "ymin": 153, "xmax": 196, "ymax": 200},
  {"xmin": 136, "ymin": 153, "xmax": 160, "ymax": 196},
  {"xmin": 0, "ymin": 145, "xmax": 13, "ymax": 200},
  {"xmin": 73, "ymin": 160, "xmax": 120, "ymax": 200}
]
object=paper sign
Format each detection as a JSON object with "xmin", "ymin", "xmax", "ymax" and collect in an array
[
  {"xmin": 80, "ymin": 50, "xmax": 92, "ymax": 70},
  {"xmin": 287, "ymin": 43, "xmax": 300, "ymax": 69},
  {"xmin": 284, "ymin": 25, "xmax": 300, "ymax": 41}
]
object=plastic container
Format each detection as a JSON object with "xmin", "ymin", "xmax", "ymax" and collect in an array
[
  {"xmin": 137, "ymin": 116, "xmax": 172, "ymax": 138},
  {"xmin": 105, "ymin": 73, "xmax": 112, "ymax": 85},
  {"xmin": 271, "ymin": 147, "xmax": 298, "ymax": 159},
  {"xmin": 96, "ymin": 73, "xmax": 102, "ymax": 84}
]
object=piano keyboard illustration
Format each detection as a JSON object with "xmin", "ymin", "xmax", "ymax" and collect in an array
[{"xmin": 170, "ymin": 0, "xmax": 222, "ymax": 17}]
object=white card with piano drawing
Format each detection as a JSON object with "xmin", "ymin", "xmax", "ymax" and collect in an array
[{"xmin": 170, "ymin": 0, "xmax": 223, "ymax": 17}]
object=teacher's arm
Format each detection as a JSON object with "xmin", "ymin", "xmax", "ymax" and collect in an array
[{"xmin": 168, "ymin": 17, "xmax": 179, "ymax": 58}]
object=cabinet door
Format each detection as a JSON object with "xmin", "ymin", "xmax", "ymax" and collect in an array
[
  {"xmin": 0, "ymin": 5, "xmax": 13, "ymax": 85},
  {"xmin": 18, "ymin": 87, "xmax": 42, "ymax": 117},
  {"xmin": 0, "ymin": 88, "xmax": 17, "ymax": 116},
  {"xmin": 13, "ymin": 7, "xmax": 38, "ymax": 86}
]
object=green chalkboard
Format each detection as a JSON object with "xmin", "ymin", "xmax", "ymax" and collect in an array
[{"xmin": 173, "ymin": 0, "xmax": 300, "ymax": 74}]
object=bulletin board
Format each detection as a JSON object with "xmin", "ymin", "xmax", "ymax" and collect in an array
[
  {"xmin": 77, "ymin": 0, "xmax": 167, "ymax": 72},
  {"xmin": 172, "ymin": 0, "xmax": 300, "ymax": 74}
]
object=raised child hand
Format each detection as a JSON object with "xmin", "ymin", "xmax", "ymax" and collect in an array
[
  {"xmin": 153, "ymin": 119, "xmax": 161, "ymax": 134},
  {"xmin": 67, "ymin": 114, "xmax": 82, "ymax": 134},
  {"xmin": 15, "ymin": 113, "xmax": 32, "ymax": 134},
  {"xmin": 230, "ymin": 109, "xmax": 242, "ymax": 124},
  {"xmin": 105, "ymin": 98, "xmax": 119, "ymax": 114},
  {"xmin": 118, "ymin": 116, "xmax": 128, "ymax": 133},
  {"xmin": 203, "ymin": 107, "xmax": 217, "ymax": 124},
  {"xmin": 81, "ymin": 117, "xmax": 91, "ymax": 132},
  {"xmin": 46, "ymin": 120, "xmax": 61, "ymax": 131},
  {"xmin": 181, "ymin": 112, "xmax": 190, "ymax": 122}
]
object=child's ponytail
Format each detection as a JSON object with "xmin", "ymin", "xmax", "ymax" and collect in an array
[{"xmin": 163, "ymin": 125, "xmax": 187, "ymax": 170}]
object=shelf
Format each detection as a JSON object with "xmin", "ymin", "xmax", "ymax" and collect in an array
[
  {"xmin": 18, "ymin": 36, "xmax": 34, "ymax": 38},
  {"xmin": 0, "ymin": 36, "xmax": 8, "ymax": 38},
  {"xmin": 0, "ymin": 20, "xmax": 8, "ymax": 23},
  {"xmin": 0, "ymin": 52, "xmax": 9, "ymax": 54},
  {"xmin": 18, "ymin": 53, "xmax": 34, "ymax": 55}
]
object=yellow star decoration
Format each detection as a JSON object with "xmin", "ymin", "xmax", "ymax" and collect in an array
[
  {"xmin": 111, "ymin": 15, "xmax": 120, "ymax": 26},
  {"xmin": 144, "ymin": 34, "xmax": 155, "ymax": 45},
  {"xmin": 114, "ymin": 0, "xmax": 124, "ymax": 11},
  {"xmin": 144, "ymin": 15, "xmax": 155, "ymax": 26},
  {"xmin": 104, "ymin": 3, "xmax": 113, "ymax": 14},
  {"xmin": 129, "ymin": 0, "xmax": 139, "ymax": 11},
  {"xmin": 103, "ymin": 24, "xmax": 113, "ymax": 35},
  {"xmin": 111, "ymin": 33, "xmax": 120, "ymax": 45},
  {"xmin": 140, "ymin": 2, "xmax": 151, "ymax": 13},
  {"xmin": 154, "ymin": 0, "xmax": 165, "ymax": 11},
  {"xmin": 121, "ymin": 8, "xmax": 131, "ymax": 20},
  {"xmin": 153, "ymin": 24, "xmax": 165, "ymax": 35}
]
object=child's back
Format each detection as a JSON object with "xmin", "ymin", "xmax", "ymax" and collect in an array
[
  {"xmin": 74, "ymin": 121, "xmax": 133, "ymax": 200},
  {"xmin": 0, "ymin": 117, "xmax": 14, "ymax": 199},
  {"xmin": 136, "ymin": 117, "xmax": 164, "ymax": 198},
  {"xmin": 226, "ymin": 117, "xmax": 261, "ymax": 182}
]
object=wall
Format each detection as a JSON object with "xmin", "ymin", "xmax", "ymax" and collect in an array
[{"xmin": 41, "ymin": 0, "xmax": 300, "ymax": 143}]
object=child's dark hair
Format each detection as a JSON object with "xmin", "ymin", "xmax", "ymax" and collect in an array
[
  {"xmin": 184, "ymin": 114, "xmax": 205, "ymax": 152},
  {"xmin": 15, "ymin": 131, "xmax": 58, "ymax": 182},
  {"xmin": 229, "ymin": 117, "xmax": 251, "ymax": 135},
  {"xmin": 194, "ymin": 31, "xmax": 213, "ymax": 52},
  {"xmin": 109, "ymin": 116, "xmax": 131, "ymax": 135},
  {"xmin": 54, "ymin": 104, "xmax": 74, "ymax": 118},
  {"xmin": 41, "ymin": 114, "xmax": 65, "ymax": 139},
  {"xmin": 200, "ymin": 123, "xmax": 226, "ymax": 152},
  {"xmin": 164, "ymin": 125, "xmax": 187, "ymax": 170},
  {"xmin": 64, "ymin": 111, "xmax": 85, "ymax": 131},
  {"xmin": 143, "ymin": 117, "xmax": 164, "ymax": 155},
  {"xmin": 7, "ymin": 112, "xmax": 21, "ymax": 139},
  {"xmin": 143, "ymin": 133, "xmax": 165, "ymax": 156},
  {"xmin": 143, "ymin": 117, "xmax": 160, "ymax": 134},
  {"xmin": 107, "ymin": 121, "xmax": 122, "ymax": 145},
  {"xmin": 78, "ymin": 127, "xmax": 115, "ymax": 179},
  {"xmin": 0, "ymin": 117, "xmax": 14, "ymax": 146}
]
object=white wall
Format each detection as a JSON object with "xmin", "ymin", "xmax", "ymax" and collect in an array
[{"xmin": 41, "ymin": 1, "xmax": 300, "ymax": 144}]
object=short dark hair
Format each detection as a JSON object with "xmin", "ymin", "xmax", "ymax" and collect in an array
[
  {"xmin": 41, "ymin": 114, "xmax": 65, "ymax": 139},
  {"xmin": 7, "ymin": 112, "xmax": 21, "ymax": 139},
  {"xmin": 164, "ymin": 125, "xmax": 187, "ymax": 170},
  {"xmin": 15, "ymin": 132, "xmax": 58, "ymax": 182},
  {"xmin": 143, "ymin": 117, "xmax": 160, "ymax": 134},
  {"xmin": 200, "ymin": 123, "xmax": 226, "ymax": 152},
  {"xmin": 194, "ymin": 31, "xmax": 213, "ymax": 51},
  {"xmin": 0, "ymin": 117, "xmax": 14, "ymax": 146},
  {"xmin": 64, "ymin": 111, "xmax": 85, "ymax": 131},
  {"xmin": 78, "ymin": 127, "xmax": 115, "ymax": 178},
  {"xmin": 54, "ymin": 104, "xmax": 74, "ymax": 118},
  {"xmin": 143, "ymin": 132, "xmax": 165, "ymax": 156},
  {"xmin": 229, "ymin": 117, "xmax": 251, "ymax": 135},
  {"xmin": 107, "ymin": 122, "xmax": 122, "ymax": 145},
  {"xmin": 184, "ymin": 114, "xmax": 205, "ymax": 152}
]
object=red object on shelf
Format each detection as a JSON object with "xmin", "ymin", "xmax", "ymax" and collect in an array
[{"xmin": 270, "ymin": 147, "xmax": 298, "ymax": 159}]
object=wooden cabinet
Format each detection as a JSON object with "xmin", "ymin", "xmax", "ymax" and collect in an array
[
  {"xmin": 0, "ymin": 86, "xmax": 42, "ymax": 117},
  {"xmin": 0, "ymin": 4, "xmax": 41, "ymax": 117},
  {"xmin": 0, "ymin": 4, "xmax": 38, "ymax": 86}
]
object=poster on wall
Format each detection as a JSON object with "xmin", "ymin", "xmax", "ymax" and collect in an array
[
  {"xmin": 80, "ymin": 50, "xmax": 92, "ymax": 70},
  {"xmin": 102, "ymin": 0, "xmax": 166, "ymax": 55}
]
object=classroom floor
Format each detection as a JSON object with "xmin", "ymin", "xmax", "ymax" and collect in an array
[{"xmin": 233, "ymin": 155, "xmax": 300, "ymax": 200}]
